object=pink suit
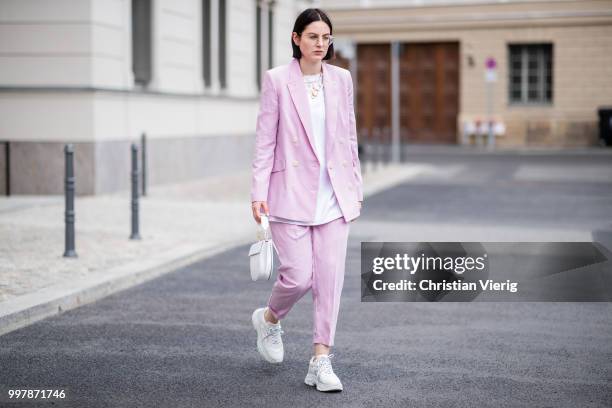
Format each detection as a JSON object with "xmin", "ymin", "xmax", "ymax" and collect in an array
[{"xmin": 251, "ymin": 58, "xmax": 363, "ymax": 347}]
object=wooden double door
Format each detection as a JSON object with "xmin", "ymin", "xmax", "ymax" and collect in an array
[{"xmin": 355, "ymin": 42, "xmax": 460, "ymax": 144}]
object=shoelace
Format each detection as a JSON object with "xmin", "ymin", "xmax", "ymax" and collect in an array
[
  {"xmin": 263, "ymin": 325, "xmax": 284, "ymax": 345},
  {"xmin": 316, "ymin": 353, "xmax": 335, "ymax": 376}
]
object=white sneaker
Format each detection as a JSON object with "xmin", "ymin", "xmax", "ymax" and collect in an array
[
  {"xmin": 251, "ymin": 307, "xmax": 284, "ymax": 363},
  {"xmin": 304, "ymin": 354, "xmax": 343, "ymax": 392}
]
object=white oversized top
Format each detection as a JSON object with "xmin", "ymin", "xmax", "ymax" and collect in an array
[{"xmin": 268, "ymin": 72, "xmax": 343, "ymax": 226}]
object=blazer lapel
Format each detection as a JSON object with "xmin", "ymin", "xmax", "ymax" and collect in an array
[
  {"xmin": 286, "ymin": 58, "xmax": 339, "ymax": 163},
  {"xmin": 287, "ymin": 58, "xmax": 318, "ymax": 160}
]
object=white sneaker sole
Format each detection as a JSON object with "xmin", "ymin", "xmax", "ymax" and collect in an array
[
  {"xmin": 252, "ymin": 309, "xmax": 283, "ymax": 364},
  {"xmin": 305, "ymin": 373, "xmax": 343, "ymax": 392},
  {"xmin": 317, "ymin": 382, "xmax": 343, "ymax": 392}
]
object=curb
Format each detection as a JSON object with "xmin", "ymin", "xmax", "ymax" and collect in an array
[
  {"xmin": 0, "ymin": 235, "xmax": 253, "ymax": 337},
  {"xmin": 397, "ymin": 145, "xmax": 612, "ymax": 156}
]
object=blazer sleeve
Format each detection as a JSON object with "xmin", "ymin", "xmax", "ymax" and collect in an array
[
  {"xmin": 346, "ymin": 70, "xmax": 364, "ymax": 201},
  {"xmin": 251, "ymin": 70, "xmax": 279, "ymax": 202}
]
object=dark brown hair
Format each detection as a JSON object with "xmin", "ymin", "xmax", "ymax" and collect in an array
[{"xmin": 291, "ymin": 8, "xmax": 334, "ymax": 60}]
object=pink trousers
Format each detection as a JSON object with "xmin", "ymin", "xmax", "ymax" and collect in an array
[{"xmin": 266, "ymin": 217, "xmax": 350, "ymax": 347}]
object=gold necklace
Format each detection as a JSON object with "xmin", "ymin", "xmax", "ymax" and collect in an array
[{"xmin": 306, "ymin": 74, "xmax": 323, "ymax": 99}]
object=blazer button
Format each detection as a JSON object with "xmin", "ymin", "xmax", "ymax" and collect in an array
[
  {"xmin": 348, "ymin": 185, "xmax": 353, "ymax": 190},
  {"xmin": 292, "ymin": 160, "xmax": 299, "ymax": 167},
  {"xmin": 292, "ymin": 136, "xmax": 298, "ymax": 142},
  {"xmin": 342, "ymin": 160, "xmax": 348, "ymax": 167}
]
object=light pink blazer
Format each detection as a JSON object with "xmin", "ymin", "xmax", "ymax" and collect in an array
[{"xmin": 251, "ymin": 57, "xmax": 363, "ymax": 223}]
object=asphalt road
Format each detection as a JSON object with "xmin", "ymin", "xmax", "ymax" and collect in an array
[{"xmin": 1, "ymin": 151, "xmax": 611, "ymax": 407}]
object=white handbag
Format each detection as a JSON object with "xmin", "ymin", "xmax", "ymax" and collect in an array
[{"xmin": 248, "ymin": 214, "xmax": 276, "ymax": 281}]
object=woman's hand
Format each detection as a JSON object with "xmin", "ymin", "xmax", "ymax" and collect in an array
[{"xmin": 251, "ymin": 201, "xmax": 269, "ymax": 224}]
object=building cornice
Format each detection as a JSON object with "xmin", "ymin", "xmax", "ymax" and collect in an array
[{"xmin": 326, "ymin": 1, "xmax": 612, "ymax": 34}]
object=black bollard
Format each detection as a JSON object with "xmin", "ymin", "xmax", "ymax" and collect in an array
[
  {"xmin": 63, "ymin": 144, "xmax": 77, "ymax": 258},
  {"xmin": 141, "ymin": 132, "xmax": 147, "ymax": 197},
  {"xmin": 4, "ymin": 141, "xmax": 9, "ymax": 196},
  {"xmin": 373, "ymin": 127, "xmax": 381, "ymax": 171},
  {"xmin": 130, "ymin": 143, "xmax": 142, "ymax": 240},
  {"xmin": 361, "ymin": 128, "xmax": 369, "ymax": 175},
  {"xmin": 382, "ymin": 126, "xmax": 390, "ymax": 165}
]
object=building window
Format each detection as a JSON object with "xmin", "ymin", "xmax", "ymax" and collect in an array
[
  {"xmin": 219, "ymin": 0, "xmax": 227, "ymax": 89},
  {"xmin": 268, "ymin": 6, "xmax": 274, "ymax": 70},
  {"xmin": 508, "ymin": 44, "xmax": 553, "ymax": 105},
  {"xmin": 132, "ymin": 0, "xmax": 152, "ymax": 86},
  {"xmin": 202, "ymin": 0, "xmax": 211, "ymax": 87},
  {"xmin": 255, "ymin": 1, "xmax": 274, "ymax": 90},
  {"xmin": 256, "ymin": 2, "xmax": 262, "ymax": 90}
]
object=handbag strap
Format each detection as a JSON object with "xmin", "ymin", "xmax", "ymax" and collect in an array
[
  {"xmin": 260, "ymin": 214, "xmax": 269, "ymax": 230},
  {"xmin": 260, "ymin": 214, "xmax": 272, "ymax": 241},
  {"xmin": 258, "ymin": 214, "xmax": 278, "ymax": 255}
]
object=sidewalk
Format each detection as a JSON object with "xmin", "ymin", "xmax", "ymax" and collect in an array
[{"xmin": 0, "ymin": 162, "xmax": 427, "ymax": 336}]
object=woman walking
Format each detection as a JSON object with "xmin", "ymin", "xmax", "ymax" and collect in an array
[{"xmin": 250, "ymin": 8, "xmax": 363, "ymax": 392}]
